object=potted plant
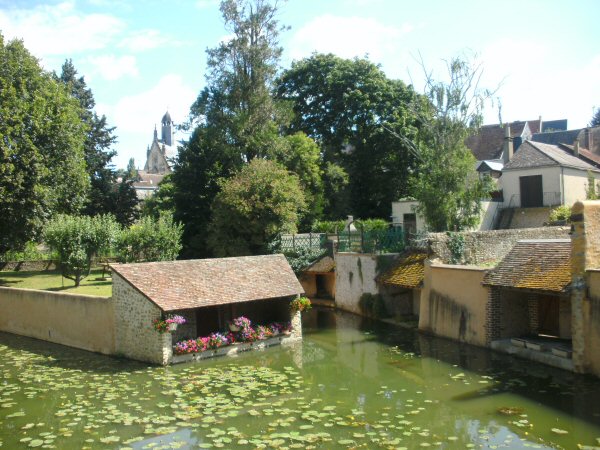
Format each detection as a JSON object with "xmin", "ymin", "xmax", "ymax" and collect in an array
[
  {"xmin": 229, "ymin": 316, "xmax": 251, "ymax": 332},
  {"xmin": 165, "ymin": 314, "xmax": 186, "ymax": 331},
  {"xmin": 290, "ymin": 296, "xmax": 312, "ymax": 313}
]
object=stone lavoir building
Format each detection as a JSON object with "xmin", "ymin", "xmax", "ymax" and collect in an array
[{"xmin": 111, "ymin": 254, "xmax": 304, "ymax": 365}]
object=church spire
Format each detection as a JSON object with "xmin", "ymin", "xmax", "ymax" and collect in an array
[
  {"xmin": 161, "ymin": 110, "xmax": 173, "ymax": 146},
  {"xmin": 153, "ymin": 125, "xmax": 158, "ymax": 141}
]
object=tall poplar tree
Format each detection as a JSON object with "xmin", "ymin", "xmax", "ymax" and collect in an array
[
  {"xmin": 57, "ymin": 59, "xmax": 139, "ymax": 225},
  {"xmin": 173, "ymin": 0, "xmax": 295, "ymax": 257}
]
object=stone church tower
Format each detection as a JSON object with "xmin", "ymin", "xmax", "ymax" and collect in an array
[{"xmin": 143, "ymin": 111, "xmax": 176, "ymax": 175}]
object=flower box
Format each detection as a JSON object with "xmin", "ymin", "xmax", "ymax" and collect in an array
[{"xmin": 171, "ymin": 335, "xmax": 298, "ymax": 364}]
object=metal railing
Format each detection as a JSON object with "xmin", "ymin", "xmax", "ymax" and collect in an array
[
  {"xmin": 278, "ymin": 233, "xmax": 327, "ymax": 253},
  {"xmin": 543, "ymin": 191, "xmax": 561, "ymax": 207},
  {"xmin": 337, "ymin": 228, "xmax": 405, "ymax": 254}
]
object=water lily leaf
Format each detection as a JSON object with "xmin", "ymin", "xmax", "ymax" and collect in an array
[
  {"xmin": 28, "ymin": 440, "xmax": 44, "ymax": 448},
  {"xmin": 551, "ymin": 428, "xmax": 569, "ymax": 435}
]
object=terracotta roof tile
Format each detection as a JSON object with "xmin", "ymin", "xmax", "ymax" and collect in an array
[
  {"xmin": 378, "ymin": 252, "xmax": 427, "ymax": 289},
  {"xmin": 304, "ymin": 256, "xmax": 335, "ymax": 273},
  {"xmin": 482, "ymin": 240, "xmax": 571, "ymax": 293},
  {"xmin": 465, "ymin": 121, "xmax": 528, "ymax": 161},
  {"xmin": 111, "ymin": 255, "xmax": 304, "ymax": 312}
]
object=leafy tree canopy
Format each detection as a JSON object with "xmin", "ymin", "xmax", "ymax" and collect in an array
[
  {"xmin": 0, "ymin": 35, "xmax": 89, "ymax": 252},
  {"xmin": 276, "ymin": 53, "xmax": 424, "ymax": 218},
  {"xmin": 44, "ymin": 214, "xmax": 120, "ymax": 286},
  {"xmin": 117, "ymin": 214, "xmax": 183, "ymax": 263},
  {"xmin": 208, "ymin": 158, "xmax": 305, "ymax": 256}
]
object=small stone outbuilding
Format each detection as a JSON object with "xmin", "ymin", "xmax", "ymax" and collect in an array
[
  {"xmin": 377, "ymin": 251, "xmax": 426, "ymax": 318},
  {"xmin": 299, "ymin": 256, "xmax": 336, "ymax": 300},
  {"xmin": 111, "ymin": 254, "xmax": 304, "ymax": 365},
  {"xmin": 483, "ymin": 239, "xmax": 572, "ymax": 344}
]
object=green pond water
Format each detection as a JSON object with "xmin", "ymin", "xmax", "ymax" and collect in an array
[{"xmin": 1, "ymin": 309, "xmax": 600, "ymax": 449}]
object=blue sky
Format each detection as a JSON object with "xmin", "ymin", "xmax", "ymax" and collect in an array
[{"xmin": 1, "ymin": 0, "xmax": 599, "ymax": 169}]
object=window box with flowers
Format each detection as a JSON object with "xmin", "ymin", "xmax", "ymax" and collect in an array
[{"xmin": 172, "ymin": 316, "xmax": 294, "ymax": 362}]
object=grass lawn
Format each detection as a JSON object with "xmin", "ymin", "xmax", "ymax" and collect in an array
[{"xmin": 0, "ymin": 268, "xmax": 112, "ymax": 297}]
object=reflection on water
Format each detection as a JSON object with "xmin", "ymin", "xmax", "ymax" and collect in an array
[{"xmin": 0, "ymin": 308, "xmax": 599, "ymax": 449}]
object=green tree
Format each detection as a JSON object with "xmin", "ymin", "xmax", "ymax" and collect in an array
[
  {"xmin": 188, "ymin": 0, "xmax": 287, "ymax": 160},
  {"xmin": 114, "ymin": 178, "xmax": 140, "ymax": 227},
  {"xmin": 44, "ymin": 214, "xmax": 120, "ymax": 286},
  {"xmin": 411, "ymin": 55, "xmax": 496, "ymax": 231},
  {"xmin": 208, "ymin": 159, "xmax": 305, "ymax": 256},
  {"xmin": 0, "ymin": 36, "xmax": 89, "ymax": 253},
  {"xmin": 174, "ymin": 0, "xmax": 288, "ymax": 257},
  {"xmin": 172, "ymin": 126, "xmax": 244, "ymax": 257},
  {"xmin": 117, "ymin": 214, "xmax": 183, "ymax": 263},
  {"xmin": 273, "ymin": 132, "xmax": 325, "ymax": 228},
  {"xmin": 590, "ymin": 108, "xmax": 600, "ymax": 128},
  {"xmin": 57, "ymin": 60, "xmax": 120, "ymax": 217},
  {"xmin": 141, "ymin": 174, "xmax": 175, "ymax": 219},
  {"xmin": 126, "ymin": 158, "xmax": 139, "ymax": 181},
  {"xmin": 276, "ymin": 53, "xmax": 423, "ymax": 218}
]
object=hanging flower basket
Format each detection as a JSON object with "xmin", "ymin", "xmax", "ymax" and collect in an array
[{"xmin": 153, "ymin": 315, "xmax": 186, "ymax": 334}]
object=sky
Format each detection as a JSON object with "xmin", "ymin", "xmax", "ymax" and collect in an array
[{"xmin": 1, "ymin": 0, "xmax": 599, "ymax": 169}]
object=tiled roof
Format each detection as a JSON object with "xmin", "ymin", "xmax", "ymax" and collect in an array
[
  {"xmin": 482, "ymin": 240, "xmax": 571, "ymax": 293},
  {"xmin": 466, "ymin": 124, "xmax": 514, "ymax": 161},
  {"xmin": 304, "ymin": 256, "xmax": 335, "ymax": 273},
  {"xmin": 503, "ymin": 141, "xmax": 599, "ymax": 172},
  {"xmin": 111, "ymin": 255, "xmax": 304, "ymax": 312},
  {"xmin": 560, "ymin": 144, "xmax": 600, "ymax": 168},
  {"xmin": 378, "ymin": 252, "xmax": 427, "ymax": 289},
  {"xmin": 136, "ymin": 171, "xmax": 166, "ymax": 187},
  {"xmin": 531, "ymin": 129, "xmax": 582, "ymax": 146}
]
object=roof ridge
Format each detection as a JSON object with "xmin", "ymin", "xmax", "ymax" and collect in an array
[{"xmin": 526, "ymin": 141, "xmax": 563, "ymax": 165}]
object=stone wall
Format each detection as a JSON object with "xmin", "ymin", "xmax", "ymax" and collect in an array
[
  {"xmin": 112, "ymin": 273, "xmax": 171, "ymax": 365},
  {"xmin": 571, "ymin": 200, "xmax": 600, "ymax": 376},
  {"xmin": 428, "ymin": 226, "xmax": 570, "ymax": 265},
  {"xmin": 334, "ymin": 253, "xmax": 398, "ymax": 315},
  {"xmin": 419, "ymin": 262, "xmax": 489, "ymax": 347},
  {"xmin": 0, "ymin": 287, "xmax": 114, "ymax": 354}
]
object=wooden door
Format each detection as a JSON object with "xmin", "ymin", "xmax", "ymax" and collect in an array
[
  {"xmin": 520, "ymin": 175, "xmax": 543, "ymax": 207},
  {"xmin": 403, "ymin": 213, "xmax": 417, "ymax": 240},
  {"xmin": 538, "ymin": 295, "xmax": 560, "ymax": 336}
]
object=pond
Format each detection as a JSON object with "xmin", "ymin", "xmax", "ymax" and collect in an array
[{"xmin": 1, "ymin": 308, "xmax": 599, "ymax": 449}]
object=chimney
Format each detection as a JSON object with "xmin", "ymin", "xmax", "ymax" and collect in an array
[
  {"xmin": 539, "ymin": 115, "xmax": 543, "ymax": 133},
  {"xmin": 503, "ymin": 124, "xmax": 513, "ymax": 163},
  {"xmin": 574, "ymin": 139, "xmax": 580, "ymax": 157}
]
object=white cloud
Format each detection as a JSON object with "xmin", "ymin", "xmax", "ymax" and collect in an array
[
  {"xmin": 119, "ymin": 29, "xmax": 182, "ymax": 52},
  {"xmin": 88, "ymin": 54, "xmax": 139, "ymax": 80},
  {"xmin": 109, "ymin": 74, "xmax": 198, "ymax": 167},
  {"xmin": 289, "ymin": 15, "xmax": 413, "ymax": 63},
  {"xmin": 0, "ymin": 1, "xmax": 124, "ymax": 59}
]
